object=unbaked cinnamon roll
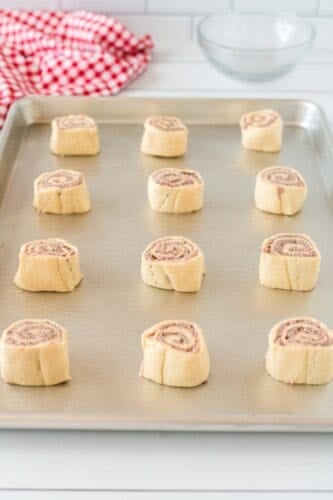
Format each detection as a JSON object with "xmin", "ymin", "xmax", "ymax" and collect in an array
[
  {"xmin": 240, "ymin": 109, "xmax": 283, "ymax": 152},
  {"xmin": 141, "ymin": 236, "xmax": 205, "ymax": 292},
  {"xmin": 259, "ymin": 233, "xmax": 321, "ymax": 291},
  {"xmin": 14, "ymin": 238, "xmax": 83, "ymax": 292},
  {"xmin": 255, "ymin": 166, "xmax": 307, "ymax": 215},
  {"xmin": 34, "ymin": 169, "xmax": 91, "ymax": 214},
  {"xmin": 141, "ymin": 116, "xmax": 188, "ymax": 157},
  {"xmin": 140, "ymin": 320, "xmax": 210, "ymax": 387},
  {"xmin": 148, "ymin": 168, "xmax": 204, "ymax": 213},
  {"xmin": 50, "ymin": 114, "xmax": 99, "ymax": 156},
  {"xmin": 266, "ymin": 317, "xmax": 333, "ymax": 385},
  {"xmin": 0, "ymin": 319, "xmax": 70, "ymax": 386}
]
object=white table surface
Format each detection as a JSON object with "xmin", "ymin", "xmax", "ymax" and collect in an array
[{"xmin": 2, "ymin": 44, "xmax": 333, "ymax": 499}]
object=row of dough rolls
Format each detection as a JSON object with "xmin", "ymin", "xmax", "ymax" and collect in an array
[
  {"xmin": 3, "ymin": 314, "xmax": 332, "ymax": 388},
  {"xmin": 141, "ymin": 118, "xmax": 207, "ymax": 386},
  {"xmin": 2, "ymin": 117, "xmax": 96, "ymax": 386}
]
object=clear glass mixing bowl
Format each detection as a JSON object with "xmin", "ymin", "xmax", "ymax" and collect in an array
[{"xmin": 197, "ymin": 12, "xmax": 316, "ymax": 81}]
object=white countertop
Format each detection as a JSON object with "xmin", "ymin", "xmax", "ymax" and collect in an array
[{"xmin": 2, "ymin": 45, "xmax": 333, "ymax": 499}]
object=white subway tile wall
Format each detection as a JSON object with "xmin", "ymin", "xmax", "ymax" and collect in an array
[
  {"xmin": 116, "ymin": 15, "xmax": 192, "ymax": 43},
  {"xmin": 0, "ymin": 0, "xmax": 332, "ymax": 48},
  {"xmin": 319, "ymin": 0, "xmax": 333, "ymax": 14},
  {"xmin": 146, "ymin": 0, "xmax": 231, "ymax": 14},
  {"xmin": 60, "ymin": 0, "xmax": 145, "ymax": 13},
  {"xmin": 0, "ymin": 0, "xmax": 59, "ymax": 8},
  {"xmin": 233, "ymin": 0, "xmax": 319, "ymax": 16}
]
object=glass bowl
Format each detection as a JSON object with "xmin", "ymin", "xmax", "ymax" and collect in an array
[{"xmin": 197, "ymin": 12, "xmax": 316, "ymax": 81}]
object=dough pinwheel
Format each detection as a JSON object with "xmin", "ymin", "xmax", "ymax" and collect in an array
[
  {"xmin": 50, "ymin": 114, "xmax": 100, "ymax": 156},
  {"xmin": 140, "ymin": 320, "xmax": 210, "ymax": 387},
  {"xmin": 259, "ymin": 233, "xmax": 320, "ymax": 291},
  {"xmin": 141, "ymin": 236, "xmax": 205, "ymax": 292},
  {"xmin": 240, "ymin": 109, "xmax": 283, "ymax": 152},
  {"xmin": 34, "ymin": 169, "xmax": 91, "ymax": 214},
  {"xmin": 141, "ymin": 116, "xmax": 188, "ymax": 157},
  {"xmin": 148, "ymin": 168, "xmax": 204, "ymax": 214},
  {"xmin": 14, "ymin": 238, "xmax": 83, "ymax": 292},
  {"xmin": 266, "ymin": 317, "xmax": 333, "ymax": 385},
  {"xmin": 255, "ymin": 166, "xmax": 307, "ymax": 215},
  {"xmin": 0, "ymin": 319, "xmax": 70, "ymax": 386}
]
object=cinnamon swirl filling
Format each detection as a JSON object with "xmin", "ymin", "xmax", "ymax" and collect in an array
[
  {"xmin": 147, "ymin": 116, "xmax": 186, "ymax": 132},
  {"xmin": 274, "ymin": 318, "xmax": 333, "ymax": 347},
  {"xmin": 56, "ymin": 115, "xmax": 96, "ymax": 129},
  {"xmin": 151, "ymin": 168, "xmax": 202, "ymax": 187},
  {"xmin": 37, "ymin": 169, "xmax": 83, "ymax": 190},
  {"xmin": 148, "ymin": 321, "xmax": 200, "ymax": 353},
  {"xmin": 144, "ymin": 237, "xmax": 198, "ymax": 262},
  {"xmin": 242, "ymin": 110, "xmax": 278, "ymax": 130},
  {"xmin": 263, "ymin": 234, "xmax": 318, "ymax": 257},
  {"xmin": 260, "ymin": 167, "xmax": 304, "ymax": 187},
  {"xmin": 3, "ymin": 320, "xmax": 63, "ymax": 347},
  {"xmin": 23, "ymin": 239, "xmax": 76, "ymax": 258}
]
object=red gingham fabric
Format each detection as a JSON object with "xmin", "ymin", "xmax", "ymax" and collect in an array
[{"xmin": 0, "ymin": 10, "xmax": 153, "ymax": 127}]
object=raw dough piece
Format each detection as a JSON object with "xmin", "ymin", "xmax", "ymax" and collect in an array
[
  {"xmin": 148, "ymin": 168, "xmax": 204, "ymax": 213},
  {"xmin": 141, "ymin": 116, "xmax": 188, "ymax": 157},
  {"xmin": 240, "ymin": 109, "xmax": 283, "ymax": 152},
  {"xmin": 255, "ymin": 166, "xmax": 307, "ymax": 216},
  {"xmin": 0, "ymin": 319, "xmax": 70, "ymax": 386},
  {"xmin": 259, "ymin": 233, "xmax": 320, "ymax": 291},
  {"xmin": 50, "ymin": 115, "xmax": 99, "ymax": 156},
  {"xmin": 33, "ymin": 169, "xmax": 91, "ymax": 214},
  {"xmin": 141, "ymin": 236, "xmax": 205, "ymax": 292},
  {"xmin": 140, "ymin": 320, "xmax": 210, "ymax": 387},
  {"xmin": 266, "ymin": 317, "xmax": 333, "ymax": 385},
  {"xmin": 14, "ymin": 238, "xmax": 83, "ymax": 292}
]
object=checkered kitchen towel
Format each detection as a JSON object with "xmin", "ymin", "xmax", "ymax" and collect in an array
[{"xmin": 0, "ymin": 10, "xmax": 153, "ymax": 127}]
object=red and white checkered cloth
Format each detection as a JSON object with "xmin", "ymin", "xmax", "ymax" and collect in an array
[{"xmin": 0, "ymin": 10, "xmax": 153, "ymax": 127}]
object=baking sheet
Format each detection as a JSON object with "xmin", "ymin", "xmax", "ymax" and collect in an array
[{"xmin": 0, "ymin": 96, "xmax": 332, "ymax": 431}]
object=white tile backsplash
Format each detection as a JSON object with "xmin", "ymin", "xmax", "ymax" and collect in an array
[
  {"xmin": 0, "ymin": 0, "xmax": 331, "ymax": 49},
  {"xmin": 234, "ymin": 0, "xmax": 319, "ymax": 16},
  {"xmin": 319, "ymin": 0, "xmax": 333, "ymax": 15},
  {"xmin": 0, "ymin": 0, "xmax": 59, "ymax": 8},
  {"xmin": 147, "ymin": 0, "xmax": 231, "ymax": 14},
  {"xmin": 116, "ymin": 15, "xmax": 191, "ymax": 44},
  {"xmin": 60, "ymin": 0, "xmax": 145, "ymax": 13},
  {"xmin": 311, "ymin": 18, "xmax": 333, "ymax": 47}
]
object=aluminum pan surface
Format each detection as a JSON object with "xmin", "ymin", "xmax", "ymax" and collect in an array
[{"xmin": 0, "ymin": 97, "xmax": 332, "ymax": 431}]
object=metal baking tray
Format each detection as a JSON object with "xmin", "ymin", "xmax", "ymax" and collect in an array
[{"xmin": 0, "ymin": 96, "xmax": 333, "ymax": 432}]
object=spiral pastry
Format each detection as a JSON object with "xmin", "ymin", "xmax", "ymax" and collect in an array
[
  {"xmin": 141, "ymin": 115, "xmax": 188, "ymax": 157},
  {"xmin": 50, "ymin": 114, "xmax": 99, "ymax": 156},
  {"xmin": 141, "ymin": 320, "xmax": 210, "ymax": 387},
  {"xmin": 275, "ymin": 318, "xmax": 332, "ymax": 347},
  {"xmin": 0, "ymin": 319, "xmax": 70, "ymax": 386},
  {"xmin": 148, "ymin": 168, "xmax": 204, "ymax": 214},
  {"xmin": 55, "ymin": 115, "xmax": 96, "ymax": 129},
  {"xmin": 255, "ymin": 166, "xmax": 307, "ymax": 215},
  {"xmin": 241, "ymin": 110, "xmax": 278, "ymax": 130},
  {"xmin": 141, "ymin": 236, "xmax": 205, "ymax": 292},
  {"xmin": 34, "ymin": 169, "xmax": 91, "ymax": 214},
  {"xmin": 259, "ymin": 233, "xmax": 320, "ymax": 291},
  {"xmin": 240, "ymin": 108, "xmax": 283, "ymax": 152},
  {"xmin": 146, "ymin": 116, "xmax": 186, "ymax": 132},
  {"xmin": 266, "ymin": 317, "xmax": 333, "ymax": 385},
  {"xmin": 14, "ymin": 238, "xmax": 83, "ymax": 292}
]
